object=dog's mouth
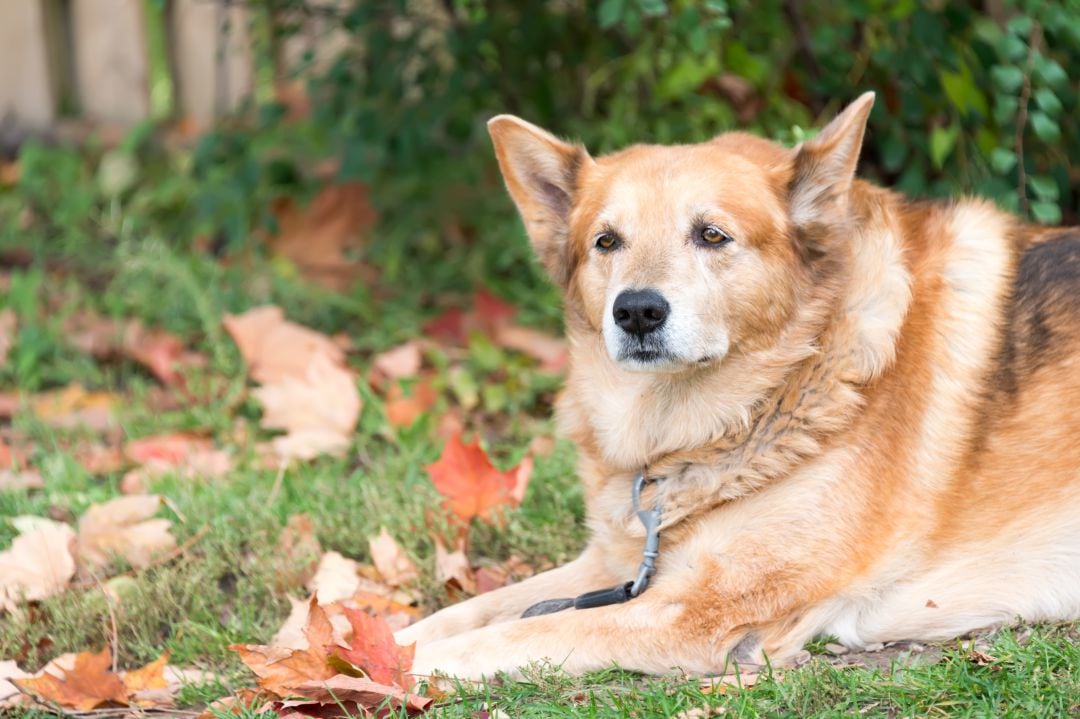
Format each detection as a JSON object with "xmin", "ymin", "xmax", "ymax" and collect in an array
[{"xmin": 624, "ymin": 349, "xmax": 671, "ymax": 363}]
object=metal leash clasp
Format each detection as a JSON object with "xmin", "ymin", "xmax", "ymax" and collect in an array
[{"xmin": 629, "ymin": 472, "xmax": 662, "ymax": 597}]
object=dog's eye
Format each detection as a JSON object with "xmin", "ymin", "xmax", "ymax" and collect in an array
[
  {"xmin": 595, "ymin": 232, "xmax": 622, "ymax": 252},
  {"xmin": 698, "ymin": 225, "xmax": 733, "ymax": 246}
]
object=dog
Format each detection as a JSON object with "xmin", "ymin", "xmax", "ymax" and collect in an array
[{"xmin": 396, "ymin": 92, "xmax": 1080, "ymax": 680}]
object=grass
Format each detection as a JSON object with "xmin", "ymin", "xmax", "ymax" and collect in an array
[{"xmin": 1, "ymin": 142, "xmax": 1078, "ymax": 719}]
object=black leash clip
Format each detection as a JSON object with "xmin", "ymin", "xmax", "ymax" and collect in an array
[{"xmin": 521, "ymin": 472, "xmax": 664, "ymax": 618}]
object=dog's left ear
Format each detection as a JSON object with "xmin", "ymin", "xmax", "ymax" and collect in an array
[
  {"xmin": 488, "ymin": 116, "xmax": 592, "ymax": 287},
  {"xmin": 789, "ymin": 92, "xmax": 875, "ymax": 230}
]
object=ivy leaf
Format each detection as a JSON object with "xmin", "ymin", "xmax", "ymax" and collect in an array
[
  {"xmin": 990, "ymin": 65, "xmax": 1024, "ymax": 93},
  {"xmin": 1028, "ymin": 175, "xmax": 1060, "ymax": 202},
  {"xmin": 1029, "ymin": 111, "xmax": 1060, "ymax": 142},
  {"xmin": 1034, "ymin": 88, "xmax": 1063, "ymax": 116},
  {"xmin": 989, "ymin": 147, "xmax": 1017, "ymax": 174},
  {"xmin": 1031, "ymin": 201, "xmax": 1062, "ymax": 225},
  {"xmin": 929, "ymin": 124, "xmax": 960, "ymax": 170},
  {"xmin": 598, "ymin": 0, "xmax": 627, "ymax": 29}
]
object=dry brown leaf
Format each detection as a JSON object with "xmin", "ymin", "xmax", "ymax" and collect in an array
[
  {"xmin": 71, "ymin": 443, "xmax": 126, "ymax": 476},
  {"xmin": 0, "ymin": 517, "xmax": 76, "ymax": 611},
  {"xmin": 372, "ymin": 341, "xmax": 423, "ymax": 381},
  {"xmin": 0, "ymin": 468, "xmax": 43, "ymax": 491},
  {"xmin": 369, "ymin": 529, "xmax": 419, "ymax": 587},
  {"xmin": 0, "ymin": 659, "xmax": 32, "ymax": 709},
  {"xmin": 230, "ymin": 596, "xmax": 339, "ymax": 697},
  {"xmin": 494, "ymin": 324, "xmax": 568, "ymax": 372},
  {"xmin": 0, "ymin": 309, "xmax": 16, "ymax": 368},
  {"xmin": 15, "ymin": 647, "xmax": 127, "ymax": 711},
  {"xmin": 277, "ymin": 675, "xmax": 430, "ymax": 716},
  {"xmin": 254, "ymin": 352, "xmax": 361, "ymax": 460},
  {"xmin": 276, "ymin": 514, "xmax": 322, "ymax": 587},
  {"xmin": 122, "ymin": 652, "xmax": 170, "ymax": 698},
  {"xmin": 271, "ymin": 597, "xmax": 351, "ymax": 651},
  {"xmin": 434, "ymin": 536, "xmax": 476, "ymax": 597},
  {"xmin": 30, "ymin": 384, "xmax": 118, "ymax": 432},
  {"xmin": 306, "ymin": 551, "xmax": 360, "ymax": 604},
  {"xmin": 76, "ymin": 494, "xmax": 176, "ymax": 570},
  {"xmin": 224, "ymin": 306, "xmax": 346, "ymax": 384},
  {"xmin": 268, "ymin": 183, "xmax": 376, "ymax": 291},
  {"xmin": 347, "ymin": 592, "xmax": 420, "ymax": 632}
]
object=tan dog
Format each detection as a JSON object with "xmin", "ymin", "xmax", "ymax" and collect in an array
[{"xmin": 397, "ymin": 93, "xmax": 1080, "ymax": 679}]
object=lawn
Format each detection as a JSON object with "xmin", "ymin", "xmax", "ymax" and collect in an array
[{"xmin": 0, "ymin": 104, "xmax": 1076, "ymax": 717}]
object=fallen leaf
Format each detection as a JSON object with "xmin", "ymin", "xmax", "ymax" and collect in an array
[
  {"xmin": 231, "ymin": 596, "xmax": 339, "ymax": 696},
  {"xmin": 71, "ymin": 443, "xmax": 125, "ymax": 476},
  {"xmin": 123, "ymin": 323, "xmax": 205, "ymax": 387},
  {"xmin": 224, "ymin": 306, "xmax": 346, "ymax": 384},
  {"xmin": 369, "ymin": 529, "xmax": 419, "ymax": 587},
  {"xmin": 306, "ymin": 551, "xmax": 360, "ymax": 604},
  {"xmin": 472, "ymin": 289, "xmax": 517, "ymax": 334},
  {"xmin": 347, "ymin": 592, "xmax": 420, "ymax": 632},
  {"xmin": 279, "ymin": 674, "xmax": 430, "ymax": 715},
  {"xmin": 197, "ymin": 688, "xmax": 268, "ymax": 719},
  {"xmin": 76, "ymin": 494, "xmax": 176, "ymax": 570},
  {"xmin": 527, "ymin": 435, "xmax": 556, "ymax": 457},
  {"xmin": 425, "ymin": 434, "xmax": 530, "ymax": 524},
  {"xmin": 0, "ymin": 309, "xmax": 16, "ymax": 368},
  {"xmin": 122, "ymin": 652, "xmax": 170, "ymax": 698},
  {"xmin": 276, "ymin": 514, "xmax": 322, "ymax": 587},
  {"xmin": 385, "ymin": 378, "xmax": 438, "ymax": 428},
  {"xmin": 268, "ymin": 182, "xmax": 376, "ymax": 291},
  {"xmin": 423, "ymin": 307, "xmax": 469, "ymax": 346},
  {"xmin": 15, "ymin": 647, "xmax": 127, "ymax": 711},
  {"xmin": 434, "ymin": 536, "xmax": 475, "ymax": 597},
  {"xmin": 126, "ymin": 433, "xmax": 211, "ymax": 464},
  {"xmin": 0, "ymin": 660, "xmax": 31, "ymax": 709},
  {"xmin": 254, "ymin": 353, "xmax": 360, "ymax": 460},
  {"xmin": 122, "ymin": 433, "xmax": 232, "ymax": 490},
  {"xmin": 331, "ymin": 607, "xmax": 416, "ymax": 689},
  {"xmin": 372, "ymin": 341, "xmax": 423, "ymax": 381},
  {"xmin": 30, "ymin": 384, "xmax": 118, "ymax": 432},
  {"xmin": 494, "ymin": 324, "xmax": 568, "ymax": 371},
  {"xmin": 0, "ymin": 468, "xmax": 43, "ymax": 491},
  {"xmin": 0, "ymin": 517, "xmax": 76, "ymax": 611}
]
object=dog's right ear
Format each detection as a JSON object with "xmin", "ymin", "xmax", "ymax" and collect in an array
[{"xmin": 488, "ymin": 116, "xmax": 592, "ymax": 287}]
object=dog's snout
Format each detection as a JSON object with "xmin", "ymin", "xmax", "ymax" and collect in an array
[{"xmin": 613, "ymin": 289, "xmax": 670, "ymax": 337}]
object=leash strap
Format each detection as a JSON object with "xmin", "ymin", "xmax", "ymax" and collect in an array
[{"xmin": 521, "ymin": 473, "xmax": 662, "ymax": 618}]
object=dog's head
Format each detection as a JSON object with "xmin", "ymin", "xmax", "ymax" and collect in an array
[{"xmin": 489, "ymin": 93, "xmax": 874, "ymax": 373}]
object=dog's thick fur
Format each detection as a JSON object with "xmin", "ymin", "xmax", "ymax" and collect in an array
[{"xmin": 396, "ymin": 93, "xmax": 1080, "ymax": 679}]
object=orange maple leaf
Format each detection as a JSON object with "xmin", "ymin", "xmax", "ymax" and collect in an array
[
  {"xmin": 230, "ymin": 596, "xmax": 338, "ymax": 697},
  {"xmin": 330, "ymin": 607, "xmax": 415, "ymax": 690},
  {"xmin": 425, "ymin": 434, "xmax": 531, "ymax": 524},
  {"xmin": 15, "ymin": 647, "xmax": 127, "ymax": 711}
]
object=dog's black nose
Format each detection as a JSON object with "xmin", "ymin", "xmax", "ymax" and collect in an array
[{"xmin": 613, "ymin": 289, "xmax": 670, "ymax": 337}]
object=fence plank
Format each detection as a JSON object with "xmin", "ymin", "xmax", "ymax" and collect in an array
[
  {"xmin": 169, "ymin": 0, "xmax": 253, "ymax": 125},
  {"xmin": 278, "ymin": 0, "xmax": 350, "ymax": 77},
  {"xmin": 0, "ymin": 0, "xmax": 57, "ymax": 130},
  {"xmin": 71, "ymin": 0, "xmax": 150, "ymax": 124}
]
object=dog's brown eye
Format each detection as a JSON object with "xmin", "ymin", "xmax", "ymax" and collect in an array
[
  {"xmin": 595, "ymin": 232, "xmax": 621, "ymax": 252},
  {"xmin": 699, "ymin": 225, "xmax": 733, "ymax": 246}
]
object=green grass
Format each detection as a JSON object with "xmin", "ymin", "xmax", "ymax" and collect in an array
[{"xmin": 1, "ymin": 147, "xmax": 1078, "ymax": 719}]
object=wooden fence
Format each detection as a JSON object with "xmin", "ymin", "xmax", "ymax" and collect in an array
[{"xmin": 0, "ymin": 0, "xmax": 348, "ymax": 133}]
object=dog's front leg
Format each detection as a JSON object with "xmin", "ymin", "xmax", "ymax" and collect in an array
[
  {"xmin": 395, "ymin": 545, "xmax": 621, "ymax": 647},
  {"xmin": 409, "ymin": 582, "xmax": 725, "ymax": 680}
]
